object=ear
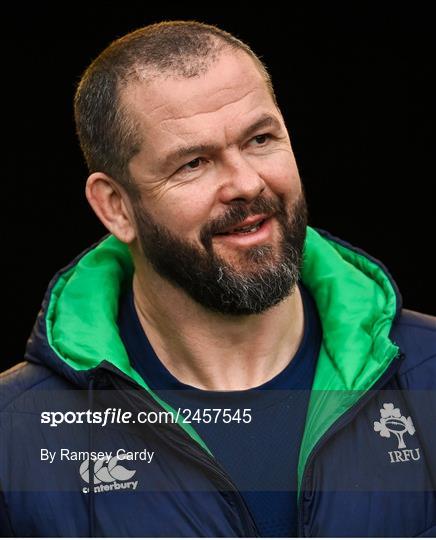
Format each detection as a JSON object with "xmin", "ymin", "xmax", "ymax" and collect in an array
[{"xmin": 85, "ymin": 172, "xmax": 137, "ymax": 244}]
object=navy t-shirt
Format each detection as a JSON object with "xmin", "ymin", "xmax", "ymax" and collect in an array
[{"xmin": 117, "ymin": 282, "xmax": 322, "ymax": 537}]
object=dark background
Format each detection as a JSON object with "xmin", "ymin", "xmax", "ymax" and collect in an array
[{"xmin": 4, "ymin": 5, "xmax": 435, "ymax": 371}]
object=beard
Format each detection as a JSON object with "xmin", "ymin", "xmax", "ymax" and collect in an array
[{"xmin": 131, "ymin": 191, "xmax": 308, "ymax": 315}]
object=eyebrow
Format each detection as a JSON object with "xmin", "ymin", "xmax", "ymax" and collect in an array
[{"xmin": 158, "ymin": 113, "xmax": 282, "ymax": 171}]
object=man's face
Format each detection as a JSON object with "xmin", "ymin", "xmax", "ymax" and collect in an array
[{"xmin": 125, "ymin": 50, "xmax": 307, "ymax": 315}]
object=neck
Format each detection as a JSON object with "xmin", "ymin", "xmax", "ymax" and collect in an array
[{"xmin": 131, "ymin": 260, "xmax": 304, "ymax": 391}]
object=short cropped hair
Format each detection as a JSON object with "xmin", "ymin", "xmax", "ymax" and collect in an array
[{"xmin": 74, "ymin": 20, "xmax": 277, "ymax": 198}]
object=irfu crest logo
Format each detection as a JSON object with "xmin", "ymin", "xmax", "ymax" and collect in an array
[
  {"xmin": 374, "ymin": 403, "xmax": 415, "ymax": 448},
  {"xmin": 373, "ymin": 403, "xmax": 420, "ymax": 464}
]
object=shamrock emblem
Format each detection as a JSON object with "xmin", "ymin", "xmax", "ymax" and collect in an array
[{"xmin": 374, "ymin": 403, "xmax": 415, "ymax": 449}]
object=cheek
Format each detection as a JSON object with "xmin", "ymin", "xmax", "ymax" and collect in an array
[
  {"xmin": 161, "ymin": 188, "xmax": 215, "ymax": 235},
  {"xmin": 260, "ymin": 153, "xmax": 301, "ymax": 194}
]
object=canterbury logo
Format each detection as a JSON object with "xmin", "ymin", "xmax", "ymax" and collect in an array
[{"xmin": 80, "ymin": 454, "xmax": 136, "ymax": 484}]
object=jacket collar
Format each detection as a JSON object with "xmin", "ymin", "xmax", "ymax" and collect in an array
[{"xmin": 25, "ymin": 226, "xmax": 401, "ymax": 492}]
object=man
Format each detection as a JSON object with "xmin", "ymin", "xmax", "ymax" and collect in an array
[{"xmin": 1, "ymin": 20, "xmax": 435, "ymax": 537}]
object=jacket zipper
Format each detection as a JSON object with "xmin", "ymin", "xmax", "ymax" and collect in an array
[
  {"xmin": 92, "ymin": 361, "xmax": 261, "ymax": 537},
  {"xmin": 297, "ymin": 351, "xmax": 405, "ymax": 537}
]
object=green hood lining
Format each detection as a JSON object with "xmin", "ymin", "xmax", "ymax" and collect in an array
[
  {"xmin": 298, "ymin": 229, "xmax": 398, "ymax": 492},
  {"xmin": 46, "ymin": 226, "xmax": 399, "ymax": 492},
  {"xmin": 46, "ymin": 237, "xmax": 210, "ymax": 453}
]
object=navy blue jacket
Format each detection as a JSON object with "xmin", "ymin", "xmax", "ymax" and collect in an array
[{"xmin": 1, "ymin": 227, "xmax": 435, "ymax": 537}]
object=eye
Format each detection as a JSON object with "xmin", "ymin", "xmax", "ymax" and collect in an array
[
  {"xmin": 178, "ymin": 157, "xmax": 204, "ymax": 173},
  {"xmin": 185, "ymin": 157, "xmax": 202, "ymax": 169},
  {"xmin": 251, "ymin": 133, "xmax": 271, "ymax": 146}
]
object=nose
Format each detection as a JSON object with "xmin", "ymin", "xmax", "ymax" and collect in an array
[{"xmin": 217, "ymin": 152, "xmax": 266, "ymax": 204}]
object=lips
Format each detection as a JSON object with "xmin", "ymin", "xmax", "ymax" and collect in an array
[
  {"xmin": 215, "ymin": 214, "xmax": 270, "ymax": 235},
  {"xmin": 213, "ymin": 215, "xmax": 274, "ymax": 247}
]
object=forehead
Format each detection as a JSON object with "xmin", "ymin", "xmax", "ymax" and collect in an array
[{"xmin": 123, "ymin": 51, "xmax": 280, "ymax": 171}]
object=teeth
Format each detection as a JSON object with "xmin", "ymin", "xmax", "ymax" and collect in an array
[
  {"xmin": 216, "ymin": 219, "xmax": 265, "ymax": 235},
  {"xmin": 231, "ymin": 221, "xmax": 263, "ymax": 234}
]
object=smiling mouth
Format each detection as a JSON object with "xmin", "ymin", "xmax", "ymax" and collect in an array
[
  {"xmin": 215, "ymin": 218, "xmax": 266, "ymax": 236},
  {"xmin": 211, "ymin": 217, "xmax": 275, "ymax": 249}
]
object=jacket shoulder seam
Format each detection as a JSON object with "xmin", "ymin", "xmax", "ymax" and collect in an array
[
  {"xmin": 1, "ymin": 373, "xmax": 56, "ymax": 412},
  {"xmin": 0, "ymin": 361, "xmax": 29, "ymax": 381},
  {"xmin": 395, "ymin": 322, "xmax": 436, "ymax": 333},
  {"xmin": 399, "ymin": 353, "xmax": 436, "ymax": 377}
]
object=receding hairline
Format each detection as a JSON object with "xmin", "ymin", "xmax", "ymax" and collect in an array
[
  {"xmin": 74, "ymin": 23, "xmax": 277, "ymax": 194},
  {"xmin": 117, "ymin": 42, "xmax": 272, "ymax": 100},
  {"xmin": 116, "ymin": 46, "xmax": 277, "ymax": 150},
  {"xmin": 117, "ymin": 35, "xmax": 230, "ymax": 85}
]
